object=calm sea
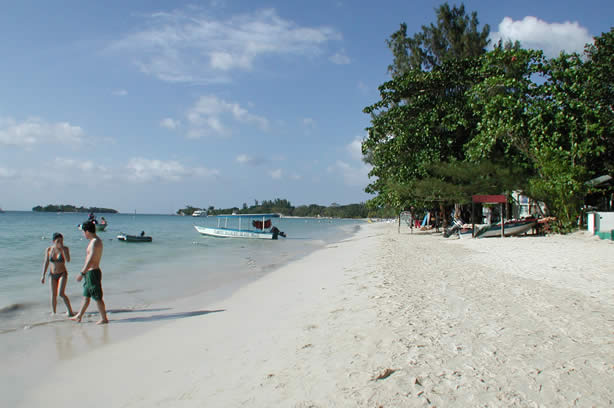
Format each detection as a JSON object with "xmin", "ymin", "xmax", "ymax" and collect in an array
[{"xmin": 0, "ymin": 211, "xmax": 362, "ymax": 330}]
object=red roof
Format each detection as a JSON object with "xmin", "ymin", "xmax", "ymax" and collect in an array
[{"xmin": 472, "ymin": 195, "xmax": 507, "ymax": 204}]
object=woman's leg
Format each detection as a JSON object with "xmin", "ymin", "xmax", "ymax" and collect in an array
[
  {"xmin": 58, "ymin": 274, "xmax": 74, "ymax": 316},
  {"xmin": 50, "ymin": 276, "xmax": 58, "ymax": 314}
]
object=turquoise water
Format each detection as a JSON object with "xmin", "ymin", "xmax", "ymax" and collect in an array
[{"xmin": 0, "ymin": 211, "xmax": 362, "ymax": 330}]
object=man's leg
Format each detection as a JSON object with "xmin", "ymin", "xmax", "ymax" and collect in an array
[
  {"xmin": 94, "ymin": 299, "xmax": 108, "ymax": 324},
  {"xmin": 70, "ymin": 297, "xmax": 90, "ymax": 322}
]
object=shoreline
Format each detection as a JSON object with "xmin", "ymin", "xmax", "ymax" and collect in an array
[{"xmin": 13, "ymin": 223, "xmax": 614, "ymax": 406}]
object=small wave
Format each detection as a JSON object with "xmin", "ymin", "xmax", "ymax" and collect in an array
[
  {"xmin": 0, "ymin": 328, "xmax": 18, "ymax": 334},
  {"xmin": 0, "ymin": 303, "xmax": 31, "ymax": 315}
]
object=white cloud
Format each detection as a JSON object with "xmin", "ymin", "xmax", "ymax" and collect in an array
[
  {"xmin": 111, "ymin": 8, "xmax": 342, "ymax": 83},
  {"xmin": 302, "ymin": 117, "xmax": 315, "ymax": 127},
  {"xmin": 328, "ymin": 160, "xmax": 370, "ymax": 187},
  {"xmin": 124, "ymin": 157, "xmax": 218, "ymax": 183},
  {"xmin": 236, "ymin": 154, "xmax": 250, "ymax": 164},
  {"xmin": 269, "ymin": 168, "xmax": 282, "ymax": 180},
  {"xmin": 113, "ymin": 89, "xmax": 128, "ymax": 96},
  {"xmin": 52, "ymin": 158, "xmax": 114, "ymax": 182},
  {"xmin": 186, "ymin": 95, "xmax": 268, "ymax": 138},
  {"xmin": 357, "ymin": 81, "xmax": 369, "ymax": 93},
  {"xmin": 490, "ymin": 16, "xmax": 593, "ymax": 57},
  {"xmin": 160, "ymin": 117, "xmax": 180, "ymax": 130},
  {"xmin": 347, "ymin": 136, "xmax": 364, "ymax": 161},
  {"xmin": 0, "ymin": 167, "xmax": 16, "ymax": 178},
  {"xmin": 0, "ymin": 117, "xmax": 85, "ymax": 148},
  {"xmin": 329, "ymin": 51, "xmax": 351, "ymax": 65},
  {"xmin": 236, "ymin": 154, "xmax": 268, "ymax": 166},
  {"xmin": 54, "ymin": 157, "xmax": 107, "ymax": 173},
  {"xmin": 326, "ymin": 137, "xmax": 371, "ymax": 187}
]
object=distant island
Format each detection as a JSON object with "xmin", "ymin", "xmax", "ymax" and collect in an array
[
  {"xmin": 32, "ymin": 204, "xmax": 118, "ymax": 213},
  {"xmin": 177, "ymin": 199, "xmax": 395, "ymax": 219}
]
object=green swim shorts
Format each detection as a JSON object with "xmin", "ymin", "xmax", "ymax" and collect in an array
[{"xmin": 83, "ymin": 268, "xmax": 103, "ymax": 301}]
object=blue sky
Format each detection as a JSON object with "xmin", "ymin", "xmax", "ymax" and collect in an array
[{"xmin": 0, "ymin": 0, "xmax": 611, "ymax": 213}]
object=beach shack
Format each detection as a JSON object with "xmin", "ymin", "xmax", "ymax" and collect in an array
[{"xmin": 585, "ymin": 174, "xmax": 614, "ymax": 240}]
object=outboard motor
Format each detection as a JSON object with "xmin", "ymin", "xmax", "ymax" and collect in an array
[{"xmin": 271, "ymin": 226, "xmax": 286, "ymax": 240}]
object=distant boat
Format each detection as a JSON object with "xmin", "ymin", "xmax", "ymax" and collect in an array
[
  {"xmin": 192, "ymin": 210, "xmax": 207, "ymax": 217},
  {"xmin": 194, "ymin": 213, "xmax": 286, "ymax": 240},
  {"xmin": 117, "ymin": 233, "xmax": 152, "ymax": 242}
]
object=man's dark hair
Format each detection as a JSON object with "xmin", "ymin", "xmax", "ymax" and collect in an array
[
  {"xmin": 52, "ymin": 232, "xmax": 63, "ymax": 241},
  {"xmin": 81, "ymin": 221, "xmax": 96, "ymax": 234}
]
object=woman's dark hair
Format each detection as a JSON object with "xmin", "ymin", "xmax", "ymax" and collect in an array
[{"xmin": 52, "ymin": 232, "xmax": 63, "ymax": 241}]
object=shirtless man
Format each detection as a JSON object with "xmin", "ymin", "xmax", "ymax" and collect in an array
[{"xmin": 70, "ymin": 220, "xmax": 109, "ymax": 324}]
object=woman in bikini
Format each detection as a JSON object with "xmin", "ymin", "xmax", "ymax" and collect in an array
[{"xmin": 41, "ymin": 232, "xmax": 74, "ymax": 316}]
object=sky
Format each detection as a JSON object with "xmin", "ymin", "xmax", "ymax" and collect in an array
[{"xmin": 0, "ymin": 0, "xmax": 611, "ymax": 213}]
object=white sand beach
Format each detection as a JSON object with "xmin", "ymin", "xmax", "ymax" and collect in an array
[{"xmin": 19, "ymin": 223, "xmax": 614, "ymax": 407}]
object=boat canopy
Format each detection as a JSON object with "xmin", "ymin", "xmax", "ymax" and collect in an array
[{"xmin": 253, "ymin": 219, "xmax": 272, "ymax": 229}]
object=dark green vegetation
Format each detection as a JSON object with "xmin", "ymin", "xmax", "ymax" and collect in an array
[
  {"xmin": 32, "ymin": 205, "xmax": 118, "ymax": 213},
  {"xmin": 363, "ymin": 2, "xmax": 613, "ymax": 230},
  {"xmin": 178, "ymin": 199, "xmax": 395, "ymax": 219}
]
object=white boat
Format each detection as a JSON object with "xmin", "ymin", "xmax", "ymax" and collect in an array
[
  {"xmin": 194, "ymin": 213, "xmax": 285, "ymax": 240},
  {"xmin": 475, "ymin": 218, "xmax": 537, "ymax": 238},
  {"xmin": 192, "ymin": 210, "xmax": 207, "ymax": 217}
]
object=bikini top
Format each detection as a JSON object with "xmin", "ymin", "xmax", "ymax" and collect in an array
[{"xmin": 49, "ymin": 250, "xmax": 65, "ymax": 263}]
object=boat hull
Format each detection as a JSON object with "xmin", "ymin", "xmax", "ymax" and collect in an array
[
  {"xmin": 194, "ymin": 225, "xmax": 274, "ymax": 239},
  {"xmin": 117, "ymin": 234, "xmax": 152, "ymax": 242},
  {"xmin": 476, "ymin": 221, "xmax": 536, "ymax": 238}
]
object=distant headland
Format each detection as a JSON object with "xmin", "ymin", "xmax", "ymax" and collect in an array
[{"xmin": 32, "ymin": 204, "xmax": 118, "ymax": 213}]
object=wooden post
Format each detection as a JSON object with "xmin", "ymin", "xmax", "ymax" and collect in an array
[
  {"xmin": 500, "ymin": 203, "xmax": 504, "ymax": 238},
  {"xmin": 472, "ymin": 201, "xmax": 475, "ymax": 238}
]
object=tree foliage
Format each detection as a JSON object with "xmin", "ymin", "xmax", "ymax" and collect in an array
[
  {"xmin": 583, "ymin": 28, "xmax": 614, "ymax": 173},
  {"xmin": 386, "ymin": 2, "xmax": 490, "ymax": 76},
  {"xmin": 176, "ymin": 205, "xmax": 202, "ymax": 215},
  {"xmin": 395, "ymin": 160, "xmax": 528, "ymax": 204},
  {"xmin": 184, "ymin": 199, "xmax": 384, "ymax": 218},
  {"xmin": 33, "ymin": 204, "xmax": 118, "ymax": 213}
]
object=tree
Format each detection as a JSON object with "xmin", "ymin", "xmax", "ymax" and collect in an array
[
  {"xmin": 364, "ymin": 3, "xmax": 490, "ymax": 220},
  {"xmin": 386, "ymin": 2, "xmax": 490, "ymax": 76},
  {"xmin": 467, "ymin": 46, "xmax": 608, "ymax": 229},
  {"xmin": 363, "ymin": 56, "xmax": 482, "ymax": 215},
  {"xmin": 583, "ymin": 28, "xmax": 614, "ymax": 173}
]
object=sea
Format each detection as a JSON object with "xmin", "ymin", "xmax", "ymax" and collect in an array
[
  {"xmin": 0, "ymin": 211, "xmax": 362, "ymax": 331},
  {"xmin": 0, "ymin": 211, "xmax": 363, "ymax": 404}
]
